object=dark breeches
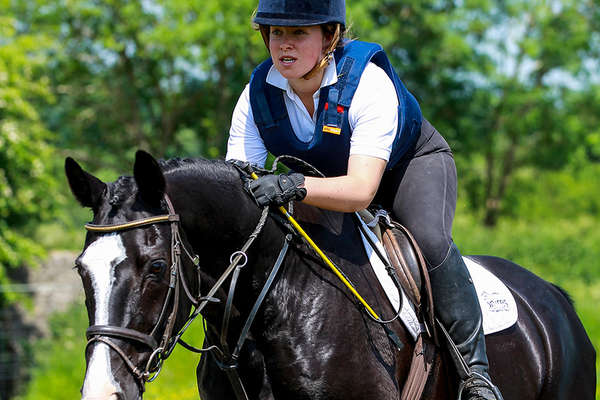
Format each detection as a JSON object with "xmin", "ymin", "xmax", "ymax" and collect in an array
[{"xmin": 374, "ymin": 119, "xmax": 456, "ymax": 269}]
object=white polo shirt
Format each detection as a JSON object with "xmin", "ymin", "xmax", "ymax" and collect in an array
[{"xmin": 226, "ymin": 58, "xmax": 399, "ymax": 169}]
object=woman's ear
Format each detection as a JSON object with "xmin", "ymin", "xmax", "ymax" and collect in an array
[
  {"xmin": 321, "ymin": 24, "xmax": 340, "ymax": 57},
  {"xmin": 322, "ymin": 32, "xmax": 333, "ymax": 51}
]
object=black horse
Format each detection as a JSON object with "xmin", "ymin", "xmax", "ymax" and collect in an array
[{"xmin": 65, "ymin": 151, "xmax": 596, "ymax": 400}]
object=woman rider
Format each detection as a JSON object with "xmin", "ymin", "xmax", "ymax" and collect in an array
[{"xmin": 226, "ymin": 1, "xmax": 502, "ymax": 399}]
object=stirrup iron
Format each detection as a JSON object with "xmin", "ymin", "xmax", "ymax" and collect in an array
[{"xmin": 457, "ymin": 371, "xmax": 504, "ymax": 400}]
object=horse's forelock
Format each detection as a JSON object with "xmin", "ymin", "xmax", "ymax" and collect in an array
[{"xmin": 108, "ymin": 176, "xmax": 136, "ymax": 207}]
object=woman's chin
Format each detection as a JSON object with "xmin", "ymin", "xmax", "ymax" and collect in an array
[{"xmin": 278, "ymin": 68, "xmax": 303, "ymax": 80}]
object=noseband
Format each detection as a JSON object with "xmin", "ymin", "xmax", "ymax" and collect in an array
[{"xmin": 84, "ymin": 195, "xmax": 201, "ymax": 390}]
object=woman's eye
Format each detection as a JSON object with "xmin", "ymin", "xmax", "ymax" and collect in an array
[{"xmin": 294, "ymin": 29, "xmax": 306, "ymax": 35}]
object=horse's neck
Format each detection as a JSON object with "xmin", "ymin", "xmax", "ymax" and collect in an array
[
  {"xmin": 164, "ymin": 166, "xmax": 285, "ymax": 305},
  {"xmin": 166, "ymin": 168, "xmax": 268, "ymax": 251}
]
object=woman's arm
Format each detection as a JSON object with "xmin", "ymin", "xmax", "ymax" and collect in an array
[
  {"xmin": 302, "ymin": 154, "xmax": 387, "ymax": 212},
  {"xmin": 300, "ymin": 62, "xmax": 398, "ymax": 212}
]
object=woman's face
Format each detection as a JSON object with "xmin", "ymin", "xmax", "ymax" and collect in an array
[{"xmin": 269, "ymin": 25, "xmax": 329, "ymax": 82}]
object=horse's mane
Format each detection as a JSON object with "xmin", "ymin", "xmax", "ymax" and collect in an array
[
  {"xmin": 105, "ymin": 158, "xmax": 236, "ymax": 209},
  {"xmin": 159, "ymin": 157, "xmax": 236, "ymax": 182}
]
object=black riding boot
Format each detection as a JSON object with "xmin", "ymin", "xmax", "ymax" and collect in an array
[{"xmin": 429, "ymin": 243, "xmax": 502, "ymax": 400}]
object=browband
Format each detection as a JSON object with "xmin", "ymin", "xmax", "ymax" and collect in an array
[{"xmin": 85, "ymin": 215, "xmax": 179, "ymax": 232}]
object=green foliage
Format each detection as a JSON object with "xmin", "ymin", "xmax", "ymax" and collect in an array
[
  {"xmin": 15, "ymin": 303, "xmax": 88, "ymax": 399},
  {"xmin": 30, "ymin": 0, "xmax": 267, "ymax": 171},
  {"xmin": 0, "ymin": 8, "xmax": 62, "ymax": 303},
  {"xmin": 508, "ymin": 163, "xmax": 600, "ymax": 220},
  {"xmin": 455, "ymin": 211, "xmax": 600, "ymax": 285},
  {"xmin": 349, "ymin": 0, "xmax": 599, "ymax": 226}
]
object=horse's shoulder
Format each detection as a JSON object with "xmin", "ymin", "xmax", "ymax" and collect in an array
[{"xmin": 292, "ymin": 202, "xmax": 349, "ymax": 236}]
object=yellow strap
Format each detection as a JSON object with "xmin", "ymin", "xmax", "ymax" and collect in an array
[{"xmin": 250, "ymin": 173, "xmax": 380, "ymax": 320}]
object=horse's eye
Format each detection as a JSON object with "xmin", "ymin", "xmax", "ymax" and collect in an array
[{"xmin": 149, "ymin": 260, "xmax": 167, "ymax": 275}]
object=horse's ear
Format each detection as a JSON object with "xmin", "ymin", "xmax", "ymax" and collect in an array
[
  {"xmin": 65, "ymin": 157, "xmax": 107, "ymax": 210},
  {"xmin": 134, "ymin": 150, "xmax": 165, "ymax": 207}
]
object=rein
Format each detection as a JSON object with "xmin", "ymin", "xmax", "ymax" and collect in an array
[{"xmin": 83, "ymin": 194, "xmax": 286, "ymax": 399}]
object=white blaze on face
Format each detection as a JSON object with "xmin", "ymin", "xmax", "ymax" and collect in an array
[{"xmin": 80, "ymin": 234, "xmax": 127, "ymax": 399}]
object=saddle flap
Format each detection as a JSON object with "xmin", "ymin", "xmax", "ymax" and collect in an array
[
  {"xmin": 382, "ymin": 222, "xmax": 437, "ymax": 343},
  {"xmin": 382, "ymin": 227, "xmax": 422, "ymax": 305},
  {"xmin": 356, "ymin": 209, "xmax": 437, "ymax": 342}
]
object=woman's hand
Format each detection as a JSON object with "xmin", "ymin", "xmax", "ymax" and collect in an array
[{"xmin": 246, "ymin": 172, "xmax": 307, "ymax": 207}]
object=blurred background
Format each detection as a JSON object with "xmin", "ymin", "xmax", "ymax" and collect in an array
[{"xmin": 0, "ymin": 0, "xmax": 598, "ymax": 398}]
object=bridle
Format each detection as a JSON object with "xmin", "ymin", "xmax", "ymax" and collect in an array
[
  {"xmin": 84, "ymin": 195, "xmax": 201, "ymax": 390},
  {"xmin": 83, "ymin": 192, "xmax": 290, "ymax": 400}
]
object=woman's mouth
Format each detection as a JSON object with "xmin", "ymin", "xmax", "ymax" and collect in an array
[{"xmin": 280, "ymin": 56, "xmax": 297, "ymax": 65}]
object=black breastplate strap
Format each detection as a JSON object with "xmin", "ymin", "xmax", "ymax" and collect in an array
[{"xmin": 186, "ymin": 233, "xmax": 291, "ymax": 400}]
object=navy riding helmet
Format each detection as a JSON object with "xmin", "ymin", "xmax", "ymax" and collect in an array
[{"xmin": 254, "ymin": 0, "xmax": 346, "ymax": 27}]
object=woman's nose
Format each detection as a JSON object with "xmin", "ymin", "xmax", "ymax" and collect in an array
[{"xmin": 279, "ymin": 40, "xmax": 293, "ymax": 50}]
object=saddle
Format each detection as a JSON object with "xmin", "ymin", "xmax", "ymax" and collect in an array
[{"xmin": 358, "ymin": 209, "xmax": 438, "ymax": 400}]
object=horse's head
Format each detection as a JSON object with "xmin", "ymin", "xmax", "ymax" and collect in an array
[{"xmin": 66, "ymin": 151, "xmax": 197, "ymax": 400}]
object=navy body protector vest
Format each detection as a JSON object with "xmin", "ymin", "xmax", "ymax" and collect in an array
[{"xmin": 249, "ymin": 40, "xmax": 422, "ymax": 177}]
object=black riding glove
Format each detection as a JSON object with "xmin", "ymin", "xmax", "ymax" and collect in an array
[{"xmin": 246, "ymin": 172, "xmax": 307, "ymax": 207}]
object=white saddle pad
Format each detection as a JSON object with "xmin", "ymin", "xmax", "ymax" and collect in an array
[{"xmin": 357, "ymin": 216, "xmax": 518, "ymax": 340}]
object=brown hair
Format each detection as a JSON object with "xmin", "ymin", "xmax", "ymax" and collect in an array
[{"xmin": 256, "ymin": 23, "xmax": 346, "ymax": 80}]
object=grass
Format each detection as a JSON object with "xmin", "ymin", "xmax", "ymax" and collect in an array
[
  {"xmin": 15, "ymin": 303, "xmax": 88, "ymax": 399},
  {"xmin": 16, "ymin": 303, "xmax": 205, "ymax": 400}
]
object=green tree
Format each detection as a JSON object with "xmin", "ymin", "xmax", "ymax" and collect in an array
[
  {"xmin": 0, "ymin": 5, "xmax": 59, "ymax": 303},
  {"xmin": 349, "ymin": 0, "xmax": 598, "ymax": 225},
  {"xmin": 36, "ymin": 0, "xmax": 267, "ymax": 170}
]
